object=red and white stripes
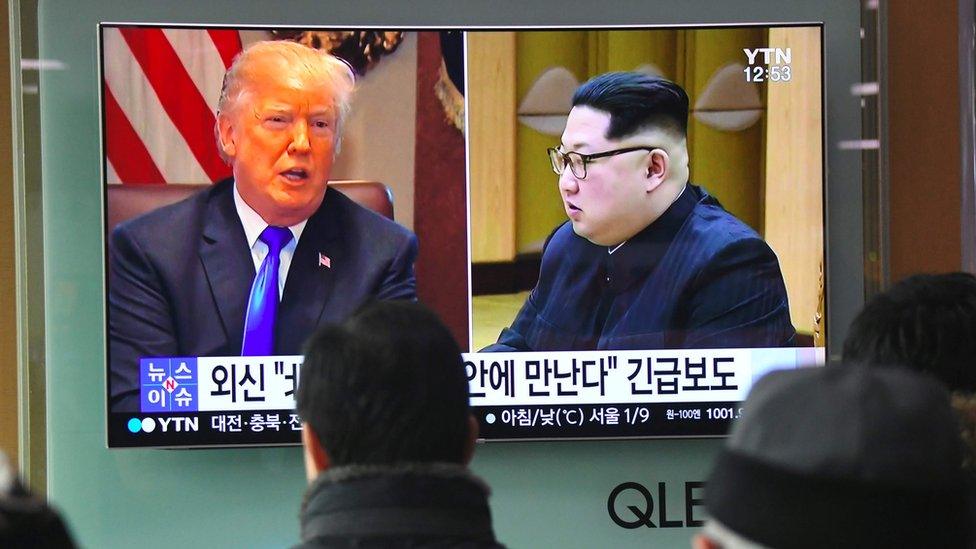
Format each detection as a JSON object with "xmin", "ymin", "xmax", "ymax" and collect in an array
[{"xmin": 102, "ymin": 27, "xmax": 242, "ymax": 185}]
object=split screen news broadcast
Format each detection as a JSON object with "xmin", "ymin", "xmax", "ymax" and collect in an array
[{"xmin": 102, "ymin": 23, "xmax": 825, "ymax": 448}]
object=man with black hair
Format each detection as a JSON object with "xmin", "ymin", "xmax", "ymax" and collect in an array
[
  {"xmin": 487, "ymin": 72, "xmax": 795, "ymax": 351},
  {"xmin": 0, "ymin": 451, "xmax": 76, "ymax": 548},
  {"xmin": 843, "ymin": 272, "xmax": 976, "ymax": 391},
  {"xmin": 294, "ymin": 301, "xmax": 503, "ymax": 548},
  {"xmin": 843, "ymin": 272, "xmax": 976, "ymax": 476}
]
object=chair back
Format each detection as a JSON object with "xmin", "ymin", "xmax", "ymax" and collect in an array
[{"xmin": 106, "ymin": 180, "xmax": 395, "ymax": 233}]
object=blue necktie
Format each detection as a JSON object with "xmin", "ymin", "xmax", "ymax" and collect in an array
[{"xmin": 241, "ymin": 226, "xmax": 293, "ymax": 356}]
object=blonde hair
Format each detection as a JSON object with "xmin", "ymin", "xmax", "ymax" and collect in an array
[{"xmin": 214, "ymin": 40, "xmax": 356, "ymax": 160}]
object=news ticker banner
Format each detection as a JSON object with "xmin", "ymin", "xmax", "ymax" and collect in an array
[
  {"xmin": 109, "ymin": 347, "xmax": 824, "ymax": 447},
  {"xmin": 466, "ymin": 347, "xmax": 823, "ymax": 438},
  {"xmin": 137, "ymin": 347, "xmax": 824, "ymax": 411},
  {"xmin": 138, "ymin": 356, "xmax": 302, "ymax": 412}
]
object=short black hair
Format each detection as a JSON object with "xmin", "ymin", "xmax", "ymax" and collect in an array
[
  {"xmin": 296, "ymin": 301, "xmax": 470, "ymax": 466},
  {"xmin": 571, "ymin": 71, "xmax": 689, "ymax": 139},
  {"xmin": 842, "ymin": 272, "xmax": 976, "ymax": 392}
]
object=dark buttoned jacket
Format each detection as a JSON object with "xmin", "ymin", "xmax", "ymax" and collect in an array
[{"xmin": 486, "ymin": 184, "xmax": 796, "ymax": 351}]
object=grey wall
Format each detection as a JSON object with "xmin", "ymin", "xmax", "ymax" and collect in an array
[{"xmin": 30, "ymin": 1, "xmax": 861, "ymax": 547}]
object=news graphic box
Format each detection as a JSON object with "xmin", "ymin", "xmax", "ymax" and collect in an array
[
  {"xmin": 103, "ymin": 23, "xmax": 825, "ymax": 448},
  {"xmin": 110, "ymin": 355, "xmax": 304, "ymax": 447},
  {"xmin": 110, "ymin": 345, "xmax": 823, "ymax": 447}
]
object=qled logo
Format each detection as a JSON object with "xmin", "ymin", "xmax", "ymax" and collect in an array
[{"xmin": 607, "ymin": 481, "xmax": 705, "ymax": 529}]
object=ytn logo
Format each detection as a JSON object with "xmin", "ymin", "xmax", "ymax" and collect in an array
[
  {"xmin": 127, "ymin": 416, "xmax": 199, "ymax": 433},
  {"xmin": 607, "ymin": 481, "xmax": 705, "ymax": 529},
  {"xmin": 743, "ymin": 47, "xmax": 792, "ymax": 65}
]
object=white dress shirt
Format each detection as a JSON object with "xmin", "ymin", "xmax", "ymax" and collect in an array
[{"xmin": 233, "ymin": 184, "xmax": 307, "ymax": 299}]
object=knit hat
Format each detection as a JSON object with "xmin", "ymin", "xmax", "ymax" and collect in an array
[{"xmin": 705, "ymin": 365, "xmax": 971, "ymax": 548}]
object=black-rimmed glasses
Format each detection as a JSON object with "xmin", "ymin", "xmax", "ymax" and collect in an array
[{"xmin": 547, "ymin": 146, "xmax": 660, "ymax": 180}]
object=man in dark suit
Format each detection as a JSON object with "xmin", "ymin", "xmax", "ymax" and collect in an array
[
  {"xmin": 486, "ymin": 72, "xmax": 794, "ymax": 352},
  {"xmin": 108, "ymin": 41, "xmax": 417, "ymax": 412}
]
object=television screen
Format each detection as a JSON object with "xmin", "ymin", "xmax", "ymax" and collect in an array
[{"xmin": 103, "ymin": 23, "xmax": 824, "ymax": 448}]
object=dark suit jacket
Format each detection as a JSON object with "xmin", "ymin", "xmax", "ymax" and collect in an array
[
  {"xmin": 108, "ymin": 179, "xmax": 417, "ymax": 411},
  {"xmin": 485, "ymin": 184, "xmax": 796, "ymax": 351}
]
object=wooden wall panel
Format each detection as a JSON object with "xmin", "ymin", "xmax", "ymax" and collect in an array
[
  {"xmin": 684, "ymin": 27, "xmax": 765, "ymax": 231},
  {"xmin": 764, "ymin": 27, "xmax": 823, "ymax": 334},
  {"xmin": 468, "ymin": 32, "xmax": 517, "ymax": 263},
  {"xmin": 513, "ymin": 31, "xmax": 591, "ymax": 254},
  {"xmin": 0, "ymin": 0, "xmax": 17, "ymax": 466},
  {"xmin": 888, "ymin": 2, "xmax": 961, "ymax": 280}
]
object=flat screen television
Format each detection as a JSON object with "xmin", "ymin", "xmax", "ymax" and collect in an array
[{"xmin": 102, "ymin": 22, "xmax": 825, "ymax": 448}]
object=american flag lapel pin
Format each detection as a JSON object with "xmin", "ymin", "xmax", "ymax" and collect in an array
[{"xmin": 318, "ymin": 252, "xmax": 331, "ymax": 269}]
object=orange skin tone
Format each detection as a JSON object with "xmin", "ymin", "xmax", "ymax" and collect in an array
[{"xmin": 217, "ymin": 53, "xmax": 338, "ymax": 227}]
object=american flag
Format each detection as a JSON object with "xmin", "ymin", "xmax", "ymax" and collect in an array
[
  {"xmin": 102, "ymin": 27, "xmax": 244, "ymax": 185},
  {"xmin": 318, "ymin": 252, "xmax": 331, "ymax": 269}
]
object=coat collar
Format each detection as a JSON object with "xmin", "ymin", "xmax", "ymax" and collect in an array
[
  {"xmin": 299, "ymin": 462, "xmax": 496, "ymax": 542},
  {"xmin": 604, "ymin": 183, "xmax": 703, "ymax": 294}
]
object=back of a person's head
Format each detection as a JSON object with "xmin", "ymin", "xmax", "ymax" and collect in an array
[
  {"xmin": 296, "ymin": 300, "xmax": 470, "ymax": 467},
  {"xmin": 0, "ymin": 452, "xmax": 76, "ymax": 548},
  {"xmin": 842, "ymin": 272, "xmax": 976, "ymax": 391},
  {"xmin": 702, "ymin": 364, "xmax": 971, "ymax": 549}
]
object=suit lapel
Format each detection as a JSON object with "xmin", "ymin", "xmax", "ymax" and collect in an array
[
  {"xmin": 277, "ymin": 188, "xmax": 344, "ymax": 353},
  {"xmin": 199, "ymin": 182, "xmax": 254, "ymax": 353}
]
